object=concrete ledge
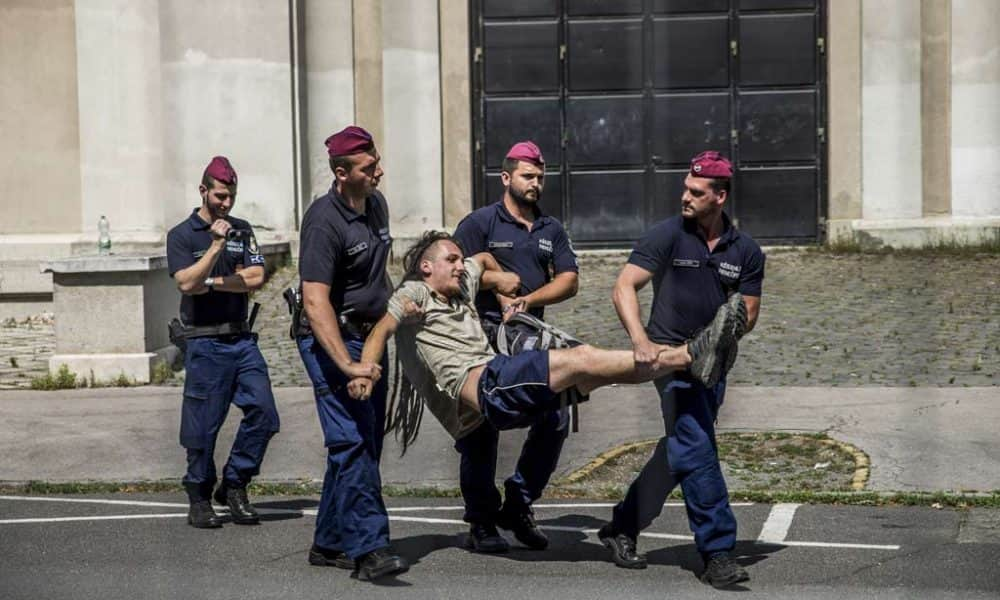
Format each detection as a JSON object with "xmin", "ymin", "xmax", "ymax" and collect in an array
[
  {"xmin": 49, "ymin": 347, "xmax": 178, "ymax": 384},
  {"xmin": 38, "ymin": 243, "xmax": 290, "ymax": 382},
  {"xmin": 828, "ymin": 216, "xmax": 1000, "ymax": 249}
]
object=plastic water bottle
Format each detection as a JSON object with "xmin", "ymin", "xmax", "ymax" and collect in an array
[{"xmin": 98, "ymin": 215, "xmax": 111, "ymax": 255}]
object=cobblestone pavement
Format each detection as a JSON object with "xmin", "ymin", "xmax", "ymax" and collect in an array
[{"xmin": 2, "ymin": 250, "xmax": 997, "ymax": 389}]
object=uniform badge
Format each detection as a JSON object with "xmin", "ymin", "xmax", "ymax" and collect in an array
[
  {"xmin": 248, "ymin": 234, "xmax": 259, "ymax": 255},
  {"xmin": 346, "ymin": 241, "xmax": 369, "ymax": 256}
]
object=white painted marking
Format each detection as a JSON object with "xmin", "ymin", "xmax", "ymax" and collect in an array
[
  {"xmin": 385, "ymin": 516, "xmax": 694, "ymax": 540},
  {"xmin": 0, "ymin": 497, "xmax": 897, "ymax": 550},
  {"xmin": 0, "ymin": 495, "xmax": 189, "ymax": 508},
  {"xmin": 0, "ymin": 514, "xmax": 187, "ymax": 525},
  {"xmin": 757, "ymin": 503, "xmax": 800, "ymax": 543},
  {"xmin": 771, "ymin": 540, "xmax": 900, "ymax": 551}
]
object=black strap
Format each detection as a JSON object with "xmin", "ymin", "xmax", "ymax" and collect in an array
[{"xmin": 183, "ymin": 321, "xmax": 250, "ymax": 338}]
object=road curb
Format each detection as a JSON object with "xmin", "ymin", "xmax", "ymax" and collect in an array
[
  {"xmin": 559, "ymin": 438, "xmax": 657, "ymax": 485},
  {"xmin": 559, "ymin": 434, "xmax": 872, "ymax": 491}
]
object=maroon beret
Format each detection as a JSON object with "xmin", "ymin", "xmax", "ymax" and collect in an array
[
  {"xmin": 690, "ymin": 150, "xmax": 732, "ymax": 178},
  {"xmin": 203, "ymin": 156, "xmax": 237, "ymax": 185},
  {"xmin": 325, "ymin": 125, "xmax": 375, "ymax": 157},
  {"xmin": 505, "ymin": 141, "xmax": 545, "ymax": 166}
]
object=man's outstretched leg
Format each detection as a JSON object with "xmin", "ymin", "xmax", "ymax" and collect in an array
[
  {"xmin": 548, "ymin": 293, "xmax": 745, "ymax": 395},
  {"xmin": 468, "ymin": 296, "xmax": 744, "ymax": 429}
]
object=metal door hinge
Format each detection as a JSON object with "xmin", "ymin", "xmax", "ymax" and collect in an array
[
  {"xmin": 560, "ymin": 44, "xmax": 566, "ymax": 61},
  {"xmin": 730, "ymin": 40, "xmax": 738, "ymax": 57},
  {"xmin": 474, "ymin": 46, "xmax": 483, "ymax": 63},
  {"xmin": 817, "ymin": 37, "xmax": 826, "ymax": 54},
  {"xmin": 730, "ymin": 129, "xmax": 739, "ymax": 145},
  {"xmin": 817, "ymin": 127, "xmax": 826, "ymax": 143}
]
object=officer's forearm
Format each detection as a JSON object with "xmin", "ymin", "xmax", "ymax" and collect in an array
[
  {"xmin": 524, "ymin": 272, "xmax": 578, "ymax": 308},
  {"xmin": 612, "ymin": 282, "xmax": 649, "ymax": 344},
  {"xmin": 302, "ymin": 285, "xmax": 353, "ymax": 370},
  {"xmin": 743, "ymin": 295, "xmax": 761, "ymax": 334},
  {"xmin": 174, "ymin": 242, "xmax": 224, "ymax": 294},
  {"xmin": 211, "ymin": 267, "xmax": 265, "ymax": 293}
]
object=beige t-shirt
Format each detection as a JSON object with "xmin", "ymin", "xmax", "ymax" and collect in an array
[{"xmin": 386, "ymin": 257, "xmax": 493, "ymax": 439}]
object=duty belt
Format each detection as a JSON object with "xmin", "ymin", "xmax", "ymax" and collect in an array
[
  {"xmin": 183, "ymin": 321, "xmax": 250, "ymax": 339},
  {"xmin": 340, "ymin": 317, "xmax": 376, "ymax": 339}
]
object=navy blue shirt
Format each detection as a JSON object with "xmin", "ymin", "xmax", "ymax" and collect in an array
[
  {"xmin": 167, "ymin": 209, "xmax": 266, "ymax": 326},
  {"xmin": 298, "ymin": 186, "xmax": 392, "ymax": 322},
  {"xmin": 629, "ymin": 214, "xmax": 765, "ymax": 345},
  {"xmin": 454, "ymin": 201, "xmax": 578, "ymax": 324}
]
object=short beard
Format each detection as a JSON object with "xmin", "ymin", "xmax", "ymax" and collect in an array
[{"xmin": 508, "ymin": 185, "xmax": 539, "ymax": 206}]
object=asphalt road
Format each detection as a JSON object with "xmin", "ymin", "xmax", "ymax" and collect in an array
[{"xmin": 2, "ymin": 494, "xmax": 998, "ymax": 599}]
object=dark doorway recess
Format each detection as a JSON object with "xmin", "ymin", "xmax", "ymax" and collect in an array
[{"xmin": 471, "ymin": 0, "xmax": 827, "ymax": 247}]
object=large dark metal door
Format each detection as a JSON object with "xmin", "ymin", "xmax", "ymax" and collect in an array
[{"xmin": 472, "ymin": 0, "xmax": 826, "ymax": 246}]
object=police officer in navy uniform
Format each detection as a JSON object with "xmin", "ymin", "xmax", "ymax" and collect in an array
[
  {"xmin": 166, "ymin": 156, "xmax": 280, "ymax": 529},
  {"xmin": 452, "ymin": 141, "xmax": 579, "ymax": 553},
  {"xmin": 597, "ymin": 151, "xmax": 763, "ymax": 588},
  {"xmin": 296, "ymin": 126, "xmax": 408, "ymax": 581}
]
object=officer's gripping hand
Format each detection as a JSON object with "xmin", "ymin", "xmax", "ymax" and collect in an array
[
  {"xmin": 343, "ymin": 360, "xmax": 382, "ymax": 383},
  {"xmin": 632, "ymin": 338, "xmax": 661, "ymax": 368},
  {"xmin": 501, "ymin": 297, "xmax": 527, "ymax": 322},
  {"xmin": 400, "ymin": 298, "xmax": 424, "ymax": 324},
  {"xmin": 348, "ymin": 377, "xmax": 373, "ymax": 401},
  {"xmin": 493, "ymin": 272, "xmax": 521, "ymax": 297},
  {"xmin": 209, "ymin": 219, "xmax": 232, "ymax": 241}
]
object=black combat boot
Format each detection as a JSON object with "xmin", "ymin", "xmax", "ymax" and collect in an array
[
  {"xmin": 187, "ymin": 500, "xmax": 223, "ymax": 529},
  {"xmin": 497, "ymin": 508, "xmax": 549, "ymax": 550},
  {"xmin": 700, "ymin": 552, "xmax": 750, "ymax": 588},
  {"xmin": 214, "ymin": 484, "xmax": 260, "ymax": 525},
  {"xmin": 597, "ymin": 522, "xmax": 647, "ymax": 569},
  {"xmin": 308, "ymin": 544, "xmax": 354, "ymax": 569},
  {"xmin": 356, "ymin": 548, "xmax": 409, "ymax": 580},
  {"xmin": 466, "ymin": 522, "xmax": 510, "ymax": 553}
]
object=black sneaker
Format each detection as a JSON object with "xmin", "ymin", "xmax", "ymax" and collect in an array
[
  {"xmin": 187, "ymin": 500, "xmax": 223, "ymax": 529},
  {"xmin": 497, "ymin": 510, "xmax": 548, "ymax": 550},
  {"xmin": 356, "ymin": 548, "xmax": 409, "ymax": 581},
  {"xmin": 214, "ymin": 484, "xmax": 260, "ymax": 525},
  {"xmin": 687, "ymin": 294, "xmax": 743, "ymax": 387},
  {"xmin": 597, "ymin": 523, "xmax": 647, "ymax": 569},
  {"xmin": 465, "ymin": 522, "xmax": 510, "ymax": 553},
  {"xmin": 700, "ymin": 553, "xmax": 750, "ymax": 588},
  {"xmin": 308, "ymin": 544, "xmax": 355, "ymax": 569}
]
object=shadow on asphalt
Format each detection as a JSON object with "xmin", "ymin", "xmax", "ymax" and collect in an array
[{"xmin": 256, "ymin": 498, "xmax": 319, "ymax": 511}]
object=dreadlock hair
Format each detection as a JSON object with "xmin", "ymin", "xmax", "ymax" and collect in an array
[{"xmin": 384, "ymin": 230, "xmax": 456, "ymax": 455}]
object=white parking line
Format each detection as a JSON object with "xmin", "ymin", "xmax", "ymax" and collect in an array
[
  {"xmin": 756, "ymin": 502, "xmax": 899, "ymax": 551},
  {"xmin": 0, "ymin": 496, "xmax": 901, "ymax": 550},
  {"xmin": 778, "ymin": 540, "xmax": 900, "ymax": 551},
  {"xmin": 758, "ymin": 503, "xmax": 800, "ymax": 543},
  {"xmin": 0, "ymin": 514, "xmax": 187, "ymax": 524},
  {"xmin": 0, "ymin": 495, "xmax": 189, "ymax": 508}
]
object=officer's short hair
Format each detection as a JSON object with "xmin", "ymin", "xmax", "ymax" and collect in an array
[
  {"xmin": 201, "ymin": 173, "xmax": 236, "ymax": 194},
  {"xmin": 329, "ymin": 155, "xmax": 354, "ymax": 175},
  {"xmin": 501, "ymin": 157, "xmax": 519, "ymax": 176},
  {"xmin": 708, "ymin": 177, "xmax": 731, "ymax": 196}
]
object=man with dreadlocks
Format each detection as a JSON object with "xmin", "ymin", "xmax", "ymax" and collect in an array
[{"xmin": 347, "ymin": 233, "xmax": 746, "ymax": 553}]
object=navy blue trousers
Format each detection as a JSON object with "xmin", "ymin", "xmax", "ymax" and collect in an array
[
  {"xmin": 180, "ymin": 334, "xmax": 279, "ymax": 501},
  {"xmin": 297, "ymin": 334, "xmax": 389, "ymax": 560},
  {"xmin": 611, "ymin": 374, "xmax": 737, "ymax": 558},
  {"xmin": 457, "ymin": 350, "xmax": 569, "ymax": 524}
]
